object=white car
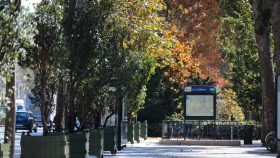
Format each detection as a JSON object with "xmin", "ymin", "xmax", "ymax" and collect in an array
[{"xmin": 16, "ymin": 99, "xmax": 26, "ymax": 111}]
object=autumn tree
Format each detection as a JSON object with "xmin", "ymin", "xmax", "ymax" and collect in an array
[
  {"xmin": 139, "ymin": 1, "xmax": 222, "ymax": 128},
  {"xmin": 164, "ymin": 0, "xmax": 224, "ymax": 85},
  {"xmin": 139, "ymin": 1, "xmax": 221, "ymax": 123}
]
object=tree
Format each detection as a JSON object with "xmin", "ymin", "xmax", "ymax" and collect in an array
[
  {"xmin": 63, "ymin": 0, "xmax": 115, "ymax": 132},
  {"xmin": 220, "ymin": 0, "xmax": 261, "ymax": 120},
  {"xmin": 121, "ymin": 51, "xmax": 156, "ymax": 122},
  {"xmin": 217, "ymin": 89, "xmax": 245, "ymax": 121},
  {"xmin": 74, "ymin": 28, "xmax": 124, "ymax": 129},
  {"xmin": 105, "ymin": 0, "xmax": 168, "ymax": 123},
  {"xmin": 0, "ymin": 1, "xmax": 21, "ymax": 156},
  {"xmin": 19, "ymin": 0, "xmax": 65, "ymax": 135},
  {"xmin": 138, "ymin": 1, "xmax": 223, "ymax": 135},
  {"xmin": 138, "ymin": 68, "xmax": 184, "ymax": 136},
  {"xmin": 253, "ymin": 0, "xmax": 276, "ymax": 142},
  {"xmin": 164, "ymin": 0, "xmax": 224, "ymax": 85}
]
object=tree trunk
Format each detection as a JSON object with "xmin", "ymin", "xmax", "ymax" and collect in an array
[
  {"xmin": 3, "ymin": 1, "xmax": 20, "ymax": 156},
  {"xmin": 4, "ymin": 68, "xmax": 15, "ymax": 158},
  {"xmin": 272, "ymin": 1, "xmax": 280, "ymax": 74},
  {"xmin": 39, "ymin": 48, "xmax": 49, "ymax": 136},
  {"xmin": 103, "ymin": 111, "xmax": 115, "ymax": 128},
  {"xmin": 67, "ymin": 74, "xmax": 84, "ymax": 132},
  {"xmin": 254, "ymin": 0, "xmax": 276, "ymax": 142},
  {"xmin": 116, "ymin": 86, "xmax": 124, "ymax": 150},
  {"xmin": 271, "ymin": 1, "xmax": 280, "ymax": 156},
  {"xmin": 54, "ymin": 77, "xmax": 65, "ymax": 132},
  {"xmin": 93, "ymin": 113, "xmax": 101, "ymax": 129},
  {"xmin": 68, "ymin": 85, "xmax": 76, "ymax": 133}
]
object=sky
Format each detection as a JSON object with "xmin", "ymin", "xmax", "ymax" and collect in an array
[{"xmin": 22, "ymin": 0, "xmax": 41, "ymax": 11}]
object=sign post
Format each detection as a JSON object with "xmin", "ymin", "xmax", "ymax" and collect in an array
[{"xmin": 183, "ymin": 85, "xmax": 216, "ymax": 140}]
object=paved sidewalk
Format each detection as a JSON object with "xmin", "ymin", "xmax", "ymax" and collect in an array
[{"xmin": 104, "ymin": 138, "xmax": 277, "ymax": 158}]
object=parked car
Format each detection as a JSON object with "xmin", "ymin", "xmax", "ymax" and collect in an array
[{"xmin": 16, "ymin": 110, "xmax": 37, "ymax": 132}]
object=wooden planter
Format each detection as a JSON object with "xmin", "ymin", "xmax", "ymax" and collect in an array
[
  {"xmin": 127, "ymin": 124, "xmax": 134, "ymax": 144},
  {"xmin": 68, "ymin": 133, "xmax": 89, "ymax": 158},
  {"xmin": 0, "ymin": 143, "xmax": 10, "ymax": 158},
  {"xmin": 89, "ymin": 129, "xmax": 104, "ymax": 158},
  {"xmin": 20, "ymin": 135, "xmax": 69, "ymax": 158},
  {"xmin": 104, "ymin": 126, "xmax": 117, "ymax": 155},
  {"xmin": 140, "ymin": 121, "xmax": 148, "ymax": 140}
]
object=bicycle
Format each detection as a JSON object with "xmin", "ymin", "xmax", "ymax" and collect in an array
[{"xmin": 265, "ymin": 131, "xmax": 277, "ymax": 153}]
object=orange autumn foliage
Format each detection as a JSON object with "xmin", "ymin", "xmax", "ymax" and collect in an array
[
  {"xmin": 163, "ymin": 41, "xmax": 200, "ymax": 87},
  {"xmin": 164, "ymin": 0, "xmax": 227, "ymax": 87}
]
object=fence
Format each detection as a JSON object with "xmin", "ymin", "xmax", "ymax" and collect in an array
[{"xmin": 162, "ymin": 120, "xmax": 260, "ymax": 140}]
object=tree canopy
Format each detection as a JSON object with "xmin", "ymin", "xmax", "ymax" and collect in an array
[{"xmin": 0, "ymin": 0, "xmax": 276, "ymax": 143}]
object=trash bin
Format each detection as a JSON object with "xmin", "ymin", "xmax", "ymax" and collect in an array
[{"xmin": 244, "ymin": 125, "xmax": 253, "ymax": 144}]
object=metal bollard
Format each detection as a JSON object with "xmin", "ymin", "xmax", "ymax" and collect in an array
[{"xmin": 231, "ymin": 126, "xmax": 233, "ymax": 140}]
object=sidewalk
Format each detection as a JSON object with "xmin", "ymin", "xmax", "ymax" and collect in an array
[{"xmin": 104, "ymin": 138, "xmax": 277, "ymax": 158}]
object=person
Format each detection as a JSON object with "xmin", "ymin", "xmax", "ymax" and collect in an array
[
  {"xmin": 74, "ymin": 117, "xmax": 80, "ymax": 131},
  {"xmin": 47, "ymin": 112, "xmax": 55, "ymax": 131}
]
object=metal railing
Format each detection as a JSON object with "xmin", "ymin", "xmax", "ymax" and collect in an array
[{"xmin": 162, "ymin": 120, "xmax": 260, "ymax": 140}]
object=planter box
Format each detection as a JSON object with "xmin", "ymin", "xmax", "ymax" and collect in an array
[
  {"xmin": 134, "ymin": 123, "xmax": 140, "ymax": 143},
  {"xmin": 68, "ymin": 133, "xmax": 89, "ymax": 158},
  {"xmin": 21, "ymin": 135, "xmax": 69, "ymax": 158},
  {"xmin": 127, "ymin": 124, "xmax": 134, "ymax": 144},
  {"xmin": 0, "ymin": 143, "xmax": 10, "ymax": 158},
  {"xmin": 89, "ymin": 129, "xmax": 104, "ymax": 158},
  {"xmin": 140, "ymin": 121, "xmax": 147, "ymax": 140},
  {"xmin": 104, "ymin": 126, "xmax": 117, "ymax": 155}
]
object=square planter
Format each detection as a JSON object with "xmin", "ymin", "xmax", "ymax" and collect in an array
[
  {"xmin": 89, "ymin": 129, "xmax": 104, "ymax": 158},
  {"xmin": 20, "ymin": 135, "xmax": 69, "ymax": 158},
  {"xmin": 0, "ymin": 143, "xmax": 10, "ymax": 158},
  {"xmin": 68, "ymin": 133, "xmax": 89, "ymax": 158},
  {"xmin": 104, "ymin": 126, "xmax": 117, "ymax": 155},
  {"xmin": 127, "ymin": 124, "xmax": 134, "ymax": 144},
  {"xmin": 140, "ymin": 121, "xmax": 147, "ymax": 140},
  {"xmin": 134, "ymin": 122, "xmax": 140, "ymax": 143}
]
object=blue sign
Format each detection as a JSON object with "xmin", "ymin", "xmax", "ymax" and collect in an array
[
  {"xmin": 184, "ymin": 85, "xmax": 217, "ymax": 120},
  {"xmin": 184, "ymin": 85, "xmax": 216, "ymax": 93}
]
